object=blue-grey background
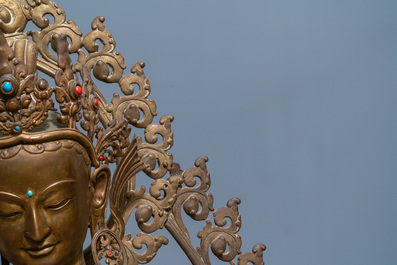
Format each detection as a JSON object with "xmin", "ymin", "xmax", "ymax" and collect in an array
[{"xmin": 60, "ymin": 1, "xmax": 396, "ymax": 264}]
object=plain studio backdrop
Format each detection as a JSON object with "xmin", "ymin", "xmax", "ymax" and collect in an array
[{"xmin": 56, "ymin": 1, "xmax": 396, "ymax": 264}]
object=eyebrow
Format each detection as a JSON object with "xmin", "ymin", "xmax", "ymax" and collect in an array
[
  {"xmin": 0, "ymin": 192, "xmax": 24, "ymax": 205},
  {"xmin": 0, "ymin": 180, "xmax": 77, "ymax": 204},
  {"xmin": 38, "ymin": 179, "xmax": 76, "ymax": 197}
]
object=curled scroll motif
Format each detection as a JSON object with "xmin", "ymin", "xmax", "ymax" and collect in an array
[
  {"xmin": 122, "ymin": 233, "xmax": 169, "ymax": 265},
  {"xmin": 137, "ymin": 114, "xmax": 174, "ymax": 179},
  {"xmin": 119, "ymin": 62, "xmax": 151, "ymax": 98},
  {"xmin": 0, "ymin": 0, "xmax": 30, "ymax": 34},
  {"xmin": 197, "ymin": 198, "xmax": 242, "ymax": 264},
  {"xmin": 76, "ymin": 16, "xmax": 126, "ymax": 83},
  {"xmin": 121, "ymin": 174, "xmax": 182, "ymax": 234},
  {"xmin": 28, "ymin": 0, "xmax": 82, "ymax": 64},
  {"xmin": 107, "ymin": 93, "xmax": 156, "ymax": 129},
  {"xmin": 107, "ymin": 62, "xmax": 157, "ymax": 128},
  {"xmin": 169, "ymin": 156, "xmax": 214, "ymax": 238}
]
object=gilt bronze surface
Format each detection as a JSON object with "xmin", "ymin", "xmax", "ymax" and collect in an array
[{"xmin": 0, "ymin": 1, "xmax": 265, "ymax": 264}]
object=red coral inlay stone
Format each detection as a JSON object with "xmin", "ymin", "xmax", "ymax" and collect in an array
[
  {"xmin": 99, "ymin": 156, "xmax": 104, "ymax": 161},
  {"xmin": 94, "ymin": 98, "xmax": 98, "ymax": 106},
  {"xmin": 108, "ymin": 252, "xmax": 112, "ymax": 256},
  {"xmin": 76, "ymin": 85, "xmax": 82, "ymax": 95}
]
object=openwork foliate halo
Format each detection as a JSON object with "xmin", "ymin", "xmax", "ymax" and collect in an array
[{"xmin": 0, "ymin": 1, "xmax": 266, "ymax": 265}]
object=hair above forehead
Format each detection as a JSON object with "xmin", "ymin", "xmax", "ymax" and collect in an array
[{"xmin": 0, "ymin": 139, "xmax": 91, "ymax": 166}]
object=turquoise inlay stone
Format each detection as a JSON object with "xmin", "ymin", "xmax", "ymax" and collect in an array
[
  {"xmin": 27, "ymin": 190, "xmax": 33, "ymax": 197},
  {"xmin": 15, "ymin": 126, "xmax": 20, "ymax": 131},
  {"xmin": 2, "ymin": 82, "xmax": 12, "ymax": 92}
]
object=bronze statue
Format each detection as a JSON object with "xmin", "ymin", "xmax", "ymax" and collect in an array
[{"xmin": 0, "ymin": 1, "xmax": 265, "ymax": 264}]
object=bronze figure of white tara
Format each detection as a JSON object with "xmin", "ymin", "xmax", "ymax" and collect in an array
[{"xmin": 0, "ymin": 1, "xmax": 265, "ymax": 264}]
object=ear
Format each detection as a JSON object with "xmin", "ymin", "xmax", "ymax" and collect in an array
[{"xmin": 89, "ymin": 165, "xmax": 110, "ymax": 237}]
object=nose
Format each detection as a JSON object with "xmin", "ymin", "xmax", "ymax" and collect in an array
[{"xmin": 24, "ymin": 207, "xmax": 51, "ymax": 243}]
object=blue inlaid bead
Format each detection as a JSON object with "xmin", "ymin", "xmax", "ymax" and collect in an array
[
  {"xmin": 27, "ymin": 190, "xmax": 33, "ymax": 197},
  {"xmin": 2, "ymin": 82, "xmax": 12, "ymax": 92},
  {"xmin": 15, "ymin": 126, "xmax": 20, "ymax": 131}
]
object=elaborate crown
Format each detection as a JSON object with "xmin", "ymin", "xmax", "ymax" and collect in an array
[{"xmin": 0, "ymin": 1, "xmax": 265, "ymax": 264}]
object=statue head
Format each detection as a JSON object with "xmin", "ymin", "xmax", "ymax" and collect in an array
[{"xmin": 0, "ymin": 135, "xmax": 110, "ymax": 265}]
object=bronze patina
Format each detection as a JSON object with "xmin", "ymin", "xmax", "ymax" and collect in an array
[{"xmin": 0, "ymin": 1, "xmax": 266, "ymax": 264}]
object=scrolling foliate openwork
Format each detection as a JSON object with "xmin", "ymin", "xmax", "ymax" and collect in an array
[
  {"xmin": 76, "ymin": 16, "xmax": 125, "ymax": 84},
  {"xmin": 0, "ymin": 0, "xmax": 266, "ymax": 264}
]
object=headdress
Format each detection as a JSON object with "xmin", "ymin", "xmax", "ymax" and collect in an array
[
  {"xmin": 0, "ymin": 1, "xmax": 265, "ymax": 264},
  {"xmin": 0, "ymin": 32, "xmax": 101, "ymax": 165}
]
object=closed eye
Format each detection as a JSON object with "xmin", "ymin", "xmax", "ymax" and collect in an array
[
  {"xmin": 0, "ymin": 211, "xmax": 21, "ymax": 218},
  {"xmin": 45, "ymin": 197, "xmax": 75, "ymax": 211}
]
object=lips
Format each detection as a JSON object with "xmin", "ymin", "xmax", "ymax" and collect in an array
[{"xmin": 23, "ymin": 242, "xmax": 59, "ymax": 257}]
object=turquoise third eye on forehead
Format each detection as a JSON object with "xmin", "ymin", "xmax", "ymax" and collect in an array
[
  {"xmin": 2, "ymin": 82, "xmax": 12, "ymax": 92},
  {"xmin": 27, "ymin": 190, "xmax": 33, "ymax": 197}
]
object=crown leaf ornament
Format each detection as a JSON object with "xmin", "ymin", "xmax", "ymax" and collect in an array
[
  {"xmin": 0, "ymin": 30, "xmax": 53, "ymax": 135},
  {"xmin": 0, "ymin": 1, "xmax": 266, "ymax": 265}
]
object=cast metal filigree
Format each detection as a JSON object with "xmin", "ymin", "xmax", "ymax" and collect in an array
[{"xmin": 0, "ymin": 0, "xmax": 266, "ymax": 264}]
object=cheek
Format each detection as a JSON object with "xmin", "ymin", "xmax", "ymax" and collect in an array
[
  {"xmin": 0, "ymin": 219, "xmax": 22, "ymax": 242},
  {"xmin": 0, "ymin": 219, "xmax": 26, "ymax": 260}
]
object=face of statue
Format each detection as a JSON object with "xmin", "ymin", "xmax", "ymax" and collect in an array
[{"xmin": 0, "ymin": 146, "xmax": 96, "ymax": 265}]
